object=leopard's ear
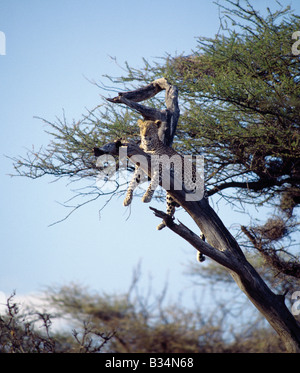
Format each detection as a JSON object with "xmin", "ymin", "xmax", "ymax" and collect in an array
[
  {"xmin": 155, "ymin": 120, "xmax": 162, "ymax": 128},
  {"xmin": 137, "ymin": 119, "xmax": 144, "ymax": 127}
]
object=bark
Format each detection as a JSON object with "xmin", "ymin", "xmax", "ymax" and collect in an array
[{"xmin": 95, "ymin": 78, "xmax": 300, "ymax": 352}]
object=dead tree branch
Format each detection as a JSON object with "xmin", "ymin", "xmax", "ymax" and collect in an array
[{"xmin": 106, "ymin": 78, "xmax": 179, "ymax": 147}]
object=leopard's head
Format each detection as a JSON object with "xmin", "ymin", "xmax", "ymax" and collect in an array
[{"xmin": 137, "ymin": 120, "xmax": 162, "ymax": 150}]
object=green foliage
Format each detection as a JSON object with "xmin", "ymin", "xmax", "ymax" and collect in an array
[
  {"xmin": 118, "ymin": 1, "xmax": 300, "ymax": 209},
  {"xmin": 11, "ymin": 105, "xmax": 140, "ymax": 180}
]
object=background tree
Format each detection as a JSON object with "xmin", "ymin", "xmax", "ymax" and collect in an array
[
  {"xmin": 0, "ymin": 292, "xmax": 114, "ymax": 353},
  {"xmin": 0, "ymin": 278, "xmax": 286, "ymax": 353},
  {"xmin": 11, "ymin": 0, "xmax": 300, "ymax": 351},
  {"xmin": 45, "ymin": 276, "xmax": 286, "ymax": 353}
]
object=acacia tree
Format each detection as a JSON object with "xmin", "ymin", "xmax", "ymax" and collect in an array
[{"xmin": 11, "ymin": 1, "xmax": 300, "ymax": 351}]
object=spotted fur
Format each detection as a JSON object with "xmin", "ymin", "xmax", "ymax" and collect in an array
[{"xmin": 124, "ymin": 119, "xmax": 203, "ymax": 230}]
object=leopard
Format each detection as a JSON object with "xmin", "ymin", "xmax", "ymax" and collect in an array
[
  {"xmin": 123, "ymin": 119, "xmax": 204, "ymax": 231},
  {"xmin": 123, "ymin": 119, "xmax": 206, "ymax": 261}
]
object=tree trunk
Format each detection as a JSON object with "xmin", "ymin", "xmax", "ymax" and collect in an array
[{"xmin": 96, "ymin": 78, "xmax": 300, "ymax": 352}]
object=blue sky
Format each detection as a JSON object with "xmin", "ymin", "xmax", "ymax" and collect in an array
[{"xmin": 1, "ymin": 0, "xmax": 299, "ymax": 310}]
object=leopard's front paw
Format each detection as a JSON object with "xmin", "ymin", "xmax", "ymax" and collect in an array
[
  {"xmin": 141, "ymin": 193, "xmax": 152, "ymax": 203},
  {"xmin": 123, "ymin": 193, "xmax": 133, "ymax": 206}
]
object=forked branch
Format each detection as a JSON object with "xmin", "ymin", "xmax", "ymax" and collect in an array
[{"xmin": 106, "ymin": 78, "xmax": 179, "ymax": 146}]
